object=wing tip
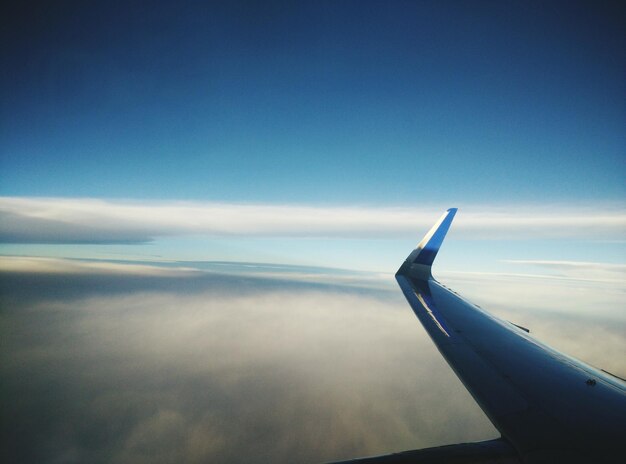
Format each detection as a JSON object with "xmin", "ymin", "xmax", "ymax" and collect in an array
[{"xmin": 397, "ymin": 208, "xmax": 458, "ymax": 279}]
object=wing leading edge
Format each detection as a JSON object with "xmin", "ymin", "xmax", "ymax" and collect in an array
[{"xmin": 329, "ymin": 209, "xmax": 626, "ymax": 464}]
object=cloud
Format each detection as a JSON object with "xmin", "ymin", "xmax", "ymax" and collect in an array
[
  {"xmin": 0, "ymin": 255, "xmax": 395, "ymax": 294},
  {"xmin": 1, "ymin": 197, "xmax": 625, "ymax": 243},
  {"xmin": 1, "ymin": 258, "xmax": 624, "ymax": 463},
  {"xmin": 1, "ymin": 264, "xmax": 496, "ymax": 464},
  {"xmin": 0, "ymin": 256, "xmax": 203, "ymax": 276},
  {"xmin": 503, "ymin": 260, "xmax": 626, "ymax": 283}
]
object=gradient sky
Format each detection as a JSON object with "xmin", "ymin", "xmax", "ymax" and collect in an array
[{"xmin": 1, "ymin": 1, "xmax": 624, "ymax": 203}]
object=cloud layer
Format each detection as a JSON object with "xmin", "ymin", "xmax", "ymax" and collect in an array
[
  {"xmin": 1, "ymin": 263, "xmax": 495, "ymax": 464},
  {"xmin": 1, "ymin": 258, "xmax": 624, "ymax": 463},
  {"xmin": 1, "ymin": 197, "xmax": 625, "ymax": 243}
]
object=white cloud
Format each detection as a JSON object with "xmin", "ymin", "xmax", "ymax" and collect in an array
[
  {"xmin": 0, "ymin": 196, "xmax": 625, "ymax": 243},
  {"xmin": 0, "ymin": 256, "xmax": 202, "ymax": 276}
]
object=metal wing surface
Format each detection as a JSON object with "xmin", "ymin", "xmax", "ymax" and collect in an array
[{"xmin": 329, "ymin": 209, "xmax": 626, "ymax": 464}]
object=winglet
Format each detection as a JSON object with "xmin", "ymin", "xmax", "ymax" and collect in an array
[{"xmin": 396, "ymin": 208, "xmax": 457, "ymax": 280}]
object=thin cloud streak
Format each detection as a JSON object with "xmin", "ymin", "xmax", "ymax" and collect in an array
[
  {"xmin": 1, "ymin": 197, "xmax": 625, "ymax": 243},
  {"xmin": 0, "ymin": 256, "xmax": 396, "ymax": 296},
  {"xmin": 0, "ymin": 256, "xmax": 203, "ymax": 276},
  {"xmin": 504, "ymin": 260, "xmax": 626, "ymax": 282},
  {"xmin": 5, "ymin": 256, "xmax": 624, "ymax": 295}
]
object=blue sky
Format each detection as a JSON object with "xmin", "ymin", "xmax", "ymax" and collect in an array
[
  {"xmin": 0, "ymin": 1, "xmax": 624, "ymax": 272},
  {"xmin": 2, "ymin": 1, "xmax": 624, "ymax": 201}
]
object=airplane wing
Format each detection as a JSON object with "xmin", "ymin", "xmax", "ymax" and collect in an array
[{"xmin": 329, "ymin": 209, "xmax": 626, "ymax": 464}]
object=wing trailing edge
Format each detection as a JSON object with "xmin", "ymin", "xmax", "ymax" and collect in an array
[{"xmin": 327, "ymin": 438, "xmax": 519, "ymax": 464}]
